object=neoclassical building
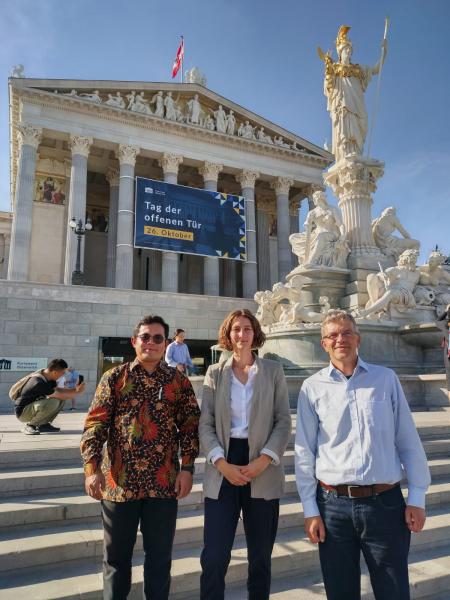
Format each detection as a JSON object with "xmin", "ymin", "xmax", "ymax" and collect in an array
[{"xmin": 6, "ymin": 76, "xmax": 331, "ymax": 297}]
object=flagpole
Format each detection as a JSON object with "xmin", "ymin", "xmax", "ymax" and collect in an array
[{"xmin": 366, "ymin": 17, "xmax": 389, "ymax": 159}]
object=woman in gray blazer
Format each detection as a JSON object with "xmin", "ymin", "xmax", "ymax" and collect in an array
[{"xmin": 199, "ymin": 308, "xmax": 291, "ymax": 600}]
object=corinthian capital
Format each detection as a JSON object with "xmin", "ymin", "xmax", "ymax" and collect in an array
[
  {"xmin": 158, "ymin": 153, "xmax": 183, "ymax": 175},
  {"xmin": 236, "ymin": 170, "xmax": 259, "ymax": 189},
  {"xmin": 106, "ymin": 167, "xmax": 120, "ymax": 187},
  {"xmin": 16, "ymin": 124, "xmax": 42, "ymax": 149},
  {"xmin": 116, "ymin": 144, "xmax": 140, "ymax": 167},
  {"xmin": 199, "ymin": 161, "xmax": 223, "ymax": 183},
  {"xmin": 271, "ymin": 177, "xmax": 294, "ymax": 196},
  {"xmin": 69, "ymin": 135, "xmax": 93, "ymax": 158}
]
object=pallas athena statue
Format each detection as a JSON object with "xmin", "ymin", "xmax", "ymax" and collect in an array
[{"xmin": 319, "ymin": 25, "xmax": 387, "ymax": 162}]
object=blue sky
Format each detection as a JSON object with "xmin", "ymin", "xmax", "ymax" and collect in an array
[{"xmin": 1, "ymin": 0, "xmax": 449, "ymax": 260}]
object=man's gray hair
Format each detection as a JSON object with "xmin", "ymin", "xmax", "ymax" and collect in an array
[{"xmin": 321, "ymin": 309, "xmax": 359, "ymax": 337}]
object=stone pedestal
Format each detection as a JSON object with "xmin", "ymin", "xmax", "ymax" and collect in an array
[
  {"xmin": 324, "ymin": 156, "xmax": 385, "ymax": 270},
  {"xmin": 286, "ymin": 266, "xmax": 350, "ymax": 312}
]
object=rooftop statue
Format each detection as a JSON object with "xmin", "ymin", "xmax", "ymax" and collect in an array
[
  {"xmin": 184, "ymin": 66, "xmax": 207, "ymax": 87},
  {"xmin": 372, "ymin": 207, "xmax": 420, "ymax": 259},
  {"xmin": 356, "ymin": 249, "xmax": 420, "ymax": 319},
  {"xmin": 186, "ymin": 94, "xmax": 202, "ymax": 124},
  {"xmin": 150, "ymin": 91, "xmax": 164, "ymax": 117},
  {"xmin": 131, "ymin": 92, "xmax": 152, "ymax": 115},
  {"xmin": 79, "ymin": 90, "xmax": 102, "ymax": 103},
  {"xmin": 289, "ymin": 190, "xmax": 349, "ymax": 269},
  {"xmin": 105, "ymin": 92, "xmax": 125, "ymax": 109},
  {"xmin": 319, "ymin": 25, "xmax": 387, "ymax": 161}
]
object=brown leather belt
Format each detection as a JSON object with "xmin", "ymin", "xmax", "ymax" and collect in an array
[{"xmin": 319, "ymin": 481, "xmax": 400, "ymax": 499}]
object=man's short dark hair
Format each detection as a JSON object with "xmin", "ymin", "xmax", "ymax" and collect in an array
[
  {"xmin": 47, "ymin": 358, "xmax": 68, "ymax": 371},
  {"xmin": 133, "ymin": 315, "xmax": 170, "ymax": 340}
]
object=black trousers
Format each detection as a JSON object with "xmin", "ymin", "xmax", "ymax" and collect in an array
[
  {"xmin": 101, "ymin": 497, "xmax": 178, "ymax": 600},
  {"xmin": 200, "ymin": 438, "xmax": 280, "ymax": 600}
]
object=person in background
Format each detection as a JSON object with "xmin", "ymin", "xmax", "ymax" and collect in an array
[
  {"xmin": 199, "ymin": 308, "xmax": 291, "ymax": 600},
  {"xmin": 64, "ymin": 366, "xmax": 80, "ymax": 410},
  {"xmin": 14, "ymin": 358, "xmax": 85, "ymax": 435},
  {"xmin": 165, "ymin": 328, "xmax": 195, "ymax": 374},
  {"xmin": 436, "ymin": 304, "xmax": 450, "ymax": 400}
]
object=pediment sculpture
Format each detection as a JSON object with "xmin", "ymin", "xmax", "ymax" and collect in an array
[{"xmin": 47, "ymin": 87, "xmax": 314, "ymax": 155}]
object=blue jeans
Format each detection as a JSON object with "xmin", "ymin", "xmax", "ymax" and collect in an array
[{"xmin": 317, "ymin": 484, "xmax": 411, "ymax": 600}]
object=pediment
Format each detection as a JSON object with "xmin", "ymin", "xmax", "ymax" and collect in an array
[{"xmin": 10, "ymin": 78, "xmax": 332, "ymax": 162}]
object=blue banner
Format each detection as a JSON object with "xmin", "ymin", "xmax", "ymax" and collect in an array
[{"xmin": 134, "ymin": 177, "xmax": 246, "ymax": 260}]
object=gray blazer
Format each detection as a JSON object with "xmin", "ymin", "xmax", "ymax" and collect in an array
[{"xmin": 199, "ymin": 355, "xmax": 292, "ymax": 500}]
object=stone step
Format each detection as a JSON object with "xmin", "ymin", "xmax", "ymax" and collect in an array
[
  {"xmin": 1, "ymin": 484, "xmax": 449, "ymax": 575},
  {"xmin": 1, "ymin": 412, "xmax": 448, "ymax": 469},
  {"xmin": 1, "ymin": 515, "xmax": 449, "ymax": 600},
  {"xmin": 223, "ymin": 545, "xmax": 450, "ymax": 600},
  {"xmin": 2, "ymin": 467, "xmax": 450, "ymax": 531},
  {"xmin": 2, "ymin": 439, "xmax": 449, "ymax": 499}
]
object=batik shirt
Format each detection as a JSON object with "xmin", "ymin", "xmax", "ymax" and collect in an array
[{"xmin": 80, "ymin": 358, "xmax": 200, "ymax": 502}]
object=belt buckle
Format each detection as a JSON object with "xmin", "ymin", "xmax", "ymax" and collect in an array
[{"xmin": 347, "ymin": 485, "xmax": 360, "ymax": 498}]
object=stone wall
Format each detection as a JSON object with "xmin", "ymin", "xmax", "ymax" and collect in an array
[{"xmin": 0, "ymin": 280, "xmax": 255, "ymax": 412}]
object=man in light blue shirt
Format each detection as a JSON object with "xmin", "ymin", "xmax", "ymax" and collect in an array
[
  {"xmin": 295, "ymin": 310, "xmax": 430, "ymax": 600},
  {"xmin": 165, "ymin": 329, "xmax": 194, "ymax": 374}
]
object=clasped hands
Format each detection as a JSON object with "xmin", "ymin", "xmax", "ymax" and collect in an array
[{"xmin": 215, "ymin": 455, "xmax": 272, "ymax": 486}]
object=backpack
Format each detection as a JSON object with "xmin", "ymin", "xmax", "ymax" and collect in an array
[{"xmin": 9, "ymin": 369, "xmax": 47, "ymax": 402}]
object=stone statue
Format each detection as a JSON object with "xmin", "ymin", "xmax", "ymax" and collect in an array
[
  {"xmin": 126, "ymin": 91, "xmax": 136, "ymax": 110},
  {"xmin": 226, "ymin": 110, "xmax": 236, "ymax": 135},
  {"xmin": 372, "ymin": 207, "xmax": 420, "ymax": 259},
  {"xmin": 184, "ymin": 67, "xmax": 207, "ymax": 86},
  {"xmin": 239, "ymin": 121, "xmax": 255, "ymax": 140},
  {"xmin": 10, "ymin": 64, "xmax": 25, "ymax": 78},
  {"xmin": 356, "ymin": 249, "xmax": 420, "ymax": 319},
  {"xmin": 105, "ymin": 92, "xmax": 125, "ymax": 109},
  {"xmin": 255, "ymin": 280, "xmax": 327, "ymax": 327},
  {"xmin": 79, "ymin": 90, "xmax": 102, "ymax": 103},
  {"xmin": 319, "ymin": 25, "xmax": 387, "ymax": 161},
  {"xmin": 257, "ymin": 127, "xmax": 273, "ymax": 144},
  {"xmin": 151, "ymin": 91, "xmax": 164, "ymax": 117},
  {"xmin": 186, "ymin": 94, "xmax": 202, "ymax": 124},
  {"xmin": 164, "ymin": 92, "xmax": 178, "ymax": 121},
  {"xmin": 131, "ymin": 92, "xmax": 152, "ymax": 115},
  {"xmin": 274, "ymin": 136, "xmax": 290, "ymax": 149},
  {"xmin": 63, "ymin": 89, "xmax": 78, "ymax": 97},
  {"xmin": 213, "ymin": 105, "xmax": 227, "ymax": 133},
  {"xmin": 203, "ymin": 115, "xmax": 215, "ymax": 131},
  {"xmin": 415, "ymin": 251, "xmax": 450, "ymax": 306},
  {"xmin": 289, "ymin": 190, "xmax": 349, "ymax": 269}
]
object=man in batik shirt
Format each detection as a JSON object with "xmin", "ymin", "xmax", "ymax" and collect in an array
[{"xmin": 81, "ymin": 315, "xmax": 200, "ymax": 600}]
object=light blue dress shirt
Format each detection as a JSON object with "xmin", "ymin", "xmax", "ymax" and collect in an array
[
  {"xmin": 295, "ymin": 358, "xmax": 431, "ymax": 518},
  {"xmin": 165, "ymin": 341, "xmax": 194, "ymax": 369}
]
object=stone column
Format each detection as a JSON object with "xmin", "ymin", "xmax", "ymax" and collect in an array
[
  {"xmin": 256, "ymin": 209, "xmax": 271, "ymax": 291},
  {"xmin": 271, "ymin": 177, "xmax": 294, "ymax": 283},
  {"xmin": 105, "ymin": 167, "xmax": 119, "ymax": 288},
  {"xmin": 8, "ymin": 124, "xmax": 42, "ymax": 281},
  {"xmin": 324, "ymin": 157, "xmax": 384, "ymax": 269},
  {"xmin": 200, "ymin": 161, "xmax": 223, "ymax": 296},
  {"xmin": 63, "ymin": 136, "xmax": 92, "ymax": 284},
  {"xmin": 237, "ymin": 170, "xmax": 259, "ymax": 298},
  {"xmin": 115, "ymin": 144, "xmax": 139, "ymax": 290},
  {"xmin": 158, "ymin": 153, "xmax": 183, "ymax": 293}
]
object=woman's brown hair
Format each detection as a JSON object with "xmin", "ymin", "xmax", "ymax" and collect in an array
[{"xmin": 218, "ymin": 309, "xmax": 266, "ymax": 351}]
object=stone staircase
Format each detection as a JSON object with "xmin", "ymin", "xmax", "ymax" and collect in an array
[{"xmin": 0, "ymin": 411, "xmax": 450, "ymax": 599}]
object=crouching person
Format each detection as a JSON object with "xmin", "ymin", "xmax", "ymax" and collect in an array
[
  {"xmin": 13, "ymin": 358, "xmax": 85, "ymax": 435},
  {"xmin": 80, "ymin": 315, "xmax": 200, "ymax": 600}
]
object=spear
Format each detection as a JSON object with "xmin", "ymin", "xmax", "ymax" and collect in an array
[{"xmin": 366, "ymin": 17, "xmax": 389, "ymax": 159}]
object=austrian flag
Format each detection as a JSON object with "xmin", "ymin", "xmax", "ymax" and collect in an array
[{"xmin": 172, "ymin": 37, "xmax": 184, "ymax": 79}]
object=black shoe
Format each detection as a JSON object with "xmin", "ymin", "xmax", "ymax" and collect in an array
[
  {"xmin": 38, "ymin": 423, "xmax": 61, "ymax": 433},
  {"xmin": 22, "ymin": 424, "xmax": 40, "ymax": 435}
]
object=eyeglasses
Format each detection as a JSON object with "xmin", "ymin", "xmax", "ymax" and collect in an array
[
  {"xmin": 322, "ymin": 331, "xmax": 356, "ymax": 341},
  {"xmin": 136, "ymin": 333, "xmax": 165, "ymax": 344}
]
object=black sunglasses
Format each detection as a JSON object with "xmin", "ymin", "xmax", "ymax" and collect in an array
[{"xmin": 136, "ymin": 333, "xmax": 166, "ymax": 344}]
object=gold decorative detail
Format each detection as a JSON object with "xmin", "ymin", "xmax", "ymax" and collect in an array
[{"xmin": 336, "ymin": 25, "xmax": 352, "ymax": 55}]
